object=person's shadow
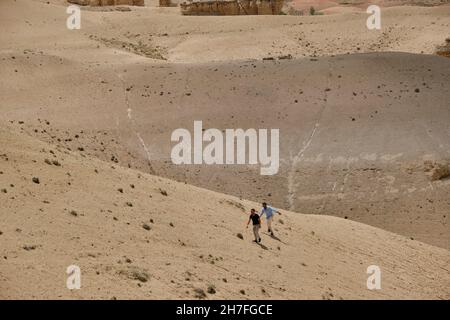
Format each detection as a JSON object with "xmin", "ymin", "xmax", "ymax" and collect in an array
[
  {"xmin": 257, "ymin": 243, "xmax": 269, "ymax": 250},
  {"xmin": 269, "ymin": 233, "xmax": 287, "ymax": 245}
]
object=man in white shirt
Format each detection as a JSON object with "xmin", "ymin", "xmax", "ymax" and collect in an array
[{"xmin": 259, "ymin": 202, "xmax": 282, "ymax": 236}]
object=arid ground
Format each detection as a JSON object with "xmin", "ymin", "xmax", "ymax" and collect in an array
[{"xmin": 0, "ymin": 0, "xmax": 449, "ymax": 299}]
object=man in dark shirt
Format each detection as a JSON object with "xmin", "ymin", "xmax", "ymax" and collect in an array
[{"xmin": 247, "ymin": 208, "xmax": 262, "ymax": 243}]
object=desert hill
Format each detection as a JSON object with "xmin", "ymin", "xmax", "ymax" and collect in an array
[
  {"xmin": 3, "ymin": 49, "xmax": 450, "ymax": 248},
  {"xmin": 2, "ymin": 1, "xmax": 450, "ymax": 62},
  {"xmin": 1, "ymin": 0, "xmax": 449, "ymax": 249},
  {"xmin": 0, "ymin": 127, "xmax": 449, "ymax": 299},
  {"xmin": 0, "ymin": 0, "xmax": 449, "ymax": 299},
  {"xmin": 287, "ymin": 0, "xmax": 450, "ymax": 16}
]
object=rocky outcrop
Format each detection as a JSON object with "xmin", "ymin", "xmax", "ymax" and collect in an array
[
  {"xmin": 436, "ymin": 38, "xmax": 450, "ymax": 58},
  {"xmin": 180, "ymin": 0, "xmax": 283, "ymax": 15},
  {"xmin": 68, "ymin": 0, "xmax": 144, "ymax": 6}
]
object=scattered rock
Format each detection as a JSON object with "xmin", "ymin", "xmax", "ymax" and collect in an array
[
  {"xmin": 32, "ymin": 177, "xmax": 40, "ymax": 184},
  {"xmin": 278, "ymin": 54, "xmax": 293, "ymax": 60},
  {"xmin": 237, "ymin": 233, "xmax": 244, "ymax": 240},
  {"xmin": 193, "ymin": 288, "xmax": 207, "ymax": 299},
  {"xmin": 142, "ymin": 223, "xmax": 151, "ymax": 231}
]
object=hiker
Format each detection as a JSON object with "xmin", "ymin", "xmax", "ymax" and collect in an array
[
  {"xmin": 259, "ymin": 202, "xmax": 282, "ymax": 236},
  {"xmin": 247, "ymin": 208, "xmax": 262, "ymax": 243}
]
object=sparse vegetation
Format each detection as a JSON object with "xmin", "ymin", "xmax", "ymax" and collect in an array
[{"xmin": 119, "ymin": 267, "xmax": 150, "ymax": 283}]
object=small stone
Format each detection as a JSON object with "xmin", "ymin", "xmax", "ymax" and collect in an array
[
  {"xmin": 207, "ymin": 285, "xmax": 216, "ymax": 294},
  {"xmin": 142, "ymin": 224, "xmax": 151, "ymax": 231}
]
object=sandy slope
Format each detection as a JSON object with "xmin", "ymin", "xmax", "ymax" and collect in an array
[
  {"xmin": 1, "ymin": 0, "xmax": 450, "ymax": 299},
  {"xmin": 1, "ymin": 0, "xmax": 450, "ymax": 249},
  {"xmin": 0, "ymin": 127, "xmax": 449, "ymax": 299},
  {"xmin": 2, "ymin": 46, "xmax": 450, "ymax": 248}
]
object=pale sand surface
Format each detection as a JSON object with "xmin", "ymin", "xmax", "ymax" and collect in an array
[
  {"xmin": 0, "ymin": 0, "xmax": 449, "ymax": 299},
  {"xmin": 0, "ymin": 127, "xmax": 448, "ymax": 299}
]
